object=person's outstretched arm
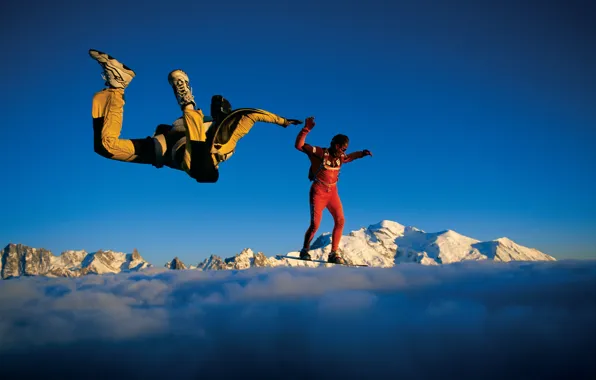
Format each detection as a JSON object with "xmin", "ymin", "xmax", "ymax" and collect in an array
[
  {"xmin": 242, "ymin": 109, "xmax": 302, "ymax": 128},
  {"xmin": 209, "ymin": 109, "xmax": 302, "ymax": 159},
  {"xmin": 295, "ymin": 116, "xmax": 322, "ymax": 156},
  {"xmin": 343, "ymin": 149, "xmax": 373, "ymax": 164}
]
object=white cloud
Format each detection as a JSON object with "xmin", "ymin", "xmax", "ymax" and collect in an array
[{"xmin": 0, "ymin": 260, "xmax": 594, "ymax": 379}]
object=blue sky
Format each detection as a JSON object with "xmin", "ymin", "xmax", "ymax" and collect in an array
[{"xmin": 1, "ymin": 0, "xmax": 594, "ymax": 264}]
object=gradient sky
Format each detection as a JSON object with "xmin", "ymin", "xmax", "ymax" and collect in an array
[{"xmin": 1, "ymin": 0, "xmax": 594, "ymax": 265}]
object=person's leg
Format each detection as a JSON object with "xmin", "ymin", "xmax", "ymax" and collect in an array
[
  {"xmin": 325, "ymin": 188, "xmax": 346, "ymax": 253},
  {"xmin": 168, "ymin": 69, "xmax": 218, "ymax": 183},
  {"xmin": 89, "ymin": 49, "xmax": 155, "ymax": 164},
  {"xmin": 302, "ymin": 185, "xmax": 329, "ymax": 253},
  {"xmin": 91, "ymin": 89, "xmax": 154, "ymax": 163}
]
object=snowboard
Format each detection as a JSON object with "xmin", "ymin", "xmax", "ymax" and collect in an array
[{"xmin": 276, "ymin": 255, "xmax": 368, "ymax": 267}]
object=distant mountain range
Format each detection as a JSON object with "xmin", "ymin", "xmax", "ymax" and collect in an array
[
  {"xmin": 0, "ymin": 245, "xmax": 149, "ymax": 280},
  {"xmin": 2, "ymin": 220, "xmax": 555, "ymax": 279}
]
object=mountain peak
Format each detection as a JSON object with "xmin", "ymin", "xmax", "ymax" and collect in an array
[
  {"xmin": 166, "ymin": 257, "xmax": 187, "ymax": 270},
  {"xmin": 438, "ymin": 229, "xmax": 460, "ymax": 237},
  {"xmin": 131, "ymin": 248, "xmax": 142, "ymax": 261},
  {"xmin": 368, "ymin": 220, "xmax": 406, "ymax": 234},
  {"xmin": 494, "ymin": 237, "xmax": 514, "ymax": 245},
  {"xmin": 237, "ymin": 248, "xmax": 254, "ymax": 257},
  {"xmin": 196, "ymin": 254, "xmax": 227, "ymax": 270},
  {"xmin": 471, "ymin": 238, "xmax": 555, "ymax": 262}
]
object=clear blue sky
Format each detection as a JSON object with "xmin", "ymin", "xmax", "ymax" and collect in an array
[{"xmin": 1, "ymin": 0, "xmax": 594, "ymax": 264}]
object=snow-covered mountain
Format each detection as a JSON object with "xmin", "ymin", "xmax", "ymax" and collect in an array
[
  {"xmin": 0, "ymin": 244, "xmax": 151, "ymax": 279},
  {"xmin": 190, "ymin": 220, "xmax": 555, "ymax": 270},
  {"xmin": 164, "ymin": 257, "xmax": 187, "ymax": 270},
  {"xmin": 2, "ymin": 220, "xmax": 556, "ymax": 279},
  {"xmin": 195, "ymin": 248, "xmax": 273, "ymax": 271}
]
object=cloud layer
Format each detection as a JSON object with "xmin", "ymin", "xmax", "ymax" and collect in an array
[{"xmin": 1, "ymin": 260, "xmax": 595, "ymax": 379}]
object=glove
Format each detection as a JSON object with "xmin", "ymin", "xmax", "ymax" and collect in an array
[
  {"xmin": 285, "ymin": 119, "xmax": 303, "ymax": 126},
  {"xmin": 304, "ymin": 116, "xmax": 315, "ymax": 131},
  {"xmin": 363, "ymin": 149, "xmax": 373, "ymax": 157}
]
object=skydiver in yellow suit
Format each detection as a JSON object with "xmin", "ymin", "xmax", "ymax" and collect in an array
[{"xmin": 89, "ymin": 49, "xmax": 303, "ymax": 183}]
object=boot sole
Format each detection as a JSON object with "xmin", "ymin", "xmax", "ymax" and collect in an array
[{"xmin": 89, "ymin": 49, "xmax": 136, "ymax": 77}]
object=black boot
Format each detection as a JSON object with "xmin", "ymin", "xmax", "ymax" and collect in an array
[
  {"xmin": 328, "ymin": 251, "xmax": 346, "ymax": 265},
  {"xmin": 299, "ymin": 249, "xmax": 312, "ymax": 261}
]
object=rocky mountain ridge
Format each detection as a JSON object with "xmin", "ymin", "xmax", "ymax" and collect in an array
[{"xmin": 2, "ymin": 220, "xmax": 556, "ymax": 279}]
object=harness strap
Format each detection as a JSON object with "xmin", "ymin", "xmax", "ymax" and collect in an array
[
  {"xmin": 314, "ymin": 178, "xmax": 337, "ymax": 187},
  {"xmin": 311, "ymin": 149, "xmax": 342, "ymax": 186}
]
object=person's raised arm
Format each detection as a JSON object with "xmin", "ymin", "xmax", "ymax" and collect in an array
[{"xmin": 295, "ymin": 116, "xmax": 319, "ymax": 155}]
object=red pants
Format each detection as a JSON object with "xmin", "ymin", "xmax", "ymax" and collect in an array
[{"xmin": 303, "ymin": 182, "xmax": 345, "ymax": 252}]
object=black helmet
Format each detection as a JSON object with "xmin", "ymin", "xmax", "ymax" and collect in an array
[{"xmin": 331, "ymin": 134, "xmax": 349, "ymax": 146}]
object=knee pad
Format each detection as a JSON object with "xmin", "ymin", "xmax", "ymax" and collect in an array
[
  {"xmin": 152, "ymin": 135, "xmax": 166, "ymax": 168},
  {"xmin": 92, "ymin": 117, "xmax": 113, "ymax": 158}
]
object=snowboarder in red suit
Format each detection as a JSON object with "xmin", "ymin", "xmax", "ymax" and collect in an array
[{"xmin": 295, "ymin": 116, "xmax": 373, "ymax": 264}]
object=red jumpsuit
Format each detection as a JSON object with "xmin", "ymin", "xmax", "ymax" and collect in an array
[{"xmin": 295, "ymin": 126, "xmax": 367, "ymax": 252}]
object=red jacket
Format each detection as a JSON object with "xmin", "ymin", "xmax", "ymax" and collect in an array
[{"xmin": 295, "ymin": 127, "xmax": 366, "ymax": 186}]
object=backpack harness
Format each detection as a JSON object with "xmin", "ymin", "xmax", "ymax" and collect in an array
[{"xmin": 310, "ymin": 149, "xmax": 343, "ymax": 189}]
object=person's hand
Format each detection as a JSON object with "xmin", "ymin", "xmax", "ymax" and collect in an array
[
  {"xmin": 304, "ymin": 116, "xmax": 315, "ymax": 131},
  {"xmin": 286, "ymin": 119, "xmax": 303, "ymax": 126},
  {"xmin": 363, "ymin": 149, "xmax": 373, "ymax": 157}
]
